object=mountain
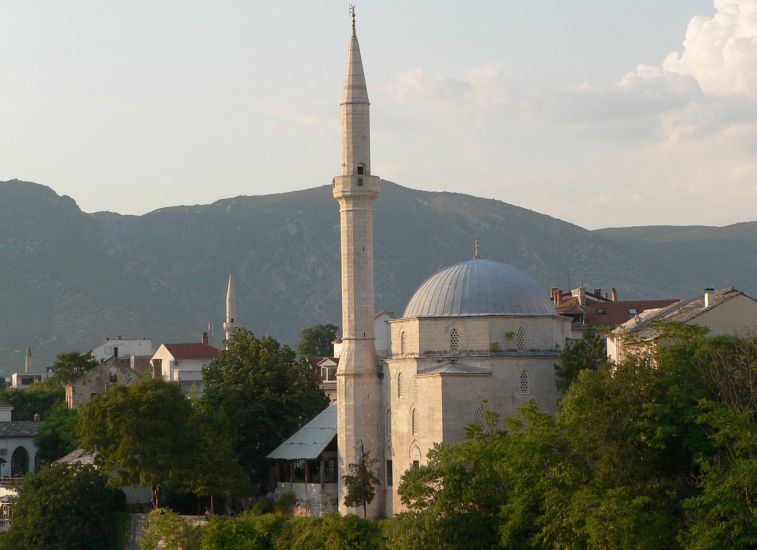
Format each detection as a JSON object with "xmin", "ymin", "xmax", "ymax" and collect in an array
[{"xmin": 1, "ymin": 178, "xmax": 755, "ymax": 373}]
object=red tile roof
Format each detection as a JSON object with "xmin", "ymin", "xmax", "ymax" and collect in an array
[
  {"xmin": 555, "ymin": 294, "xmax": 679, "ymax": 328},
  {"xmin": 163, "ymin": 343, "xmax": 219, "ymax": 360}
]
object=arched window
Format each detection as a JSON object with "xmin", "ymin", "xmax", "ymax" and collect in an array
[
  {"xmin": 400, "ymin": 331, "xmax": 407, "ymax": 356},
  {"xmin": 397, "ymin": 373, "xmax": 403, "ymax": 398},
  {"xmin": 473, "ymin": 404, "xmax": 485, "ymax": 428},
  {"xmin": 386, "ymin": 409, "xmax": 392, "ymax": 441},
  {"xmin": 357, "ymin": 163, "xmax": 365, "ymax": 175},
  {"xmin": 450, "ymin": 328, "xmax": 460, "ymax": 351},
  {"xmin": 411, "ymin": 408, "xmax": 418, "ymax": 436},
  {"xmin": 11, "ymin": 446, "xmax": 29, "ymax": 477},
  {"xmin": 516, "ymin": 327, "xmax": 525, "ymax": 351},
  {"xmin": 519, "ymin": 369, "xmax": 530, "ymax": 394}
]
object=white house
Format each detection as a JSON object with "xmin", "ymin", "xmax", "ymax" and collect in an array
[
  {"xmin": 0, "ymin": 402, "xmax": 38, "ymax": 477},
  {"xmin": 90, "ymin": 337, "xmax": 153, "ymax": 363},
  {"xmin": 150, "ymin": 337, "xmax": 219, "ymax": 394}
]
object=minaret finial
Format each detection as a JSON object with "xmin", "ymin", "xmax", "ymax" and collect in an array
[
  {"xmin": 473, "ymin": 237, "xmax": 480, "ymax": 259},
  {"xmin": 350, "ymin": 4, "xmax": 356, "ymax": 35}
]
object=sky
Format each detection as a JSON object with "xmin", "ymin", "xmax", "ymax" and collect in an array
[{"xmin": 1, "ymin": 0, "xmax": 755, "ymax": 229}]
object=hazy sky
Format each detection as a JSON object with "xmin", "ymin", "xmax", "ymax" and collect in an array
[{"xmin": 1, "ymin": 0, "xmax": 755, "ymax": 229}]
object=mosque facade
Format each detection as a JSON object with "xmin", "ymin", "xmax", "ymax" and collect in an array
[{"xmin": 332, "ymin": 12, "xmax": 571, "ymax": 518}]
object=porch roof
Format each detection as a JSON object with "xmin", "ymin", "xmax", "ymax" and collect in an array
[{"xmin": 267, "ymin": 404, "xmax": 336, "ymax": 461}]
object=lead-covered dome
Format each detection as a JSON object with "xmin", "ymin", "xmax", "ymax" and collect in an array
[{"xmin": 403, "ymin": 259, "xmax": 556, "ymax": 318}]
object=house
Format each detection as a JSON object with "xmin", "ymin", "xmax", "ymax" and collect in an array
[
  {"xmin": 311, "ymin": 357, "xmax": 338, "ymax": 403},
  {"xmin": 150, "ymin": 334, "xmax": 218, "ymax": 394},
  {"xmin": 64, "ymin": 354, "xmax": 151, "ymax": 408},
  {"xmin": 8, "ymin": 345, "xmax": 47, "ymax": 389},
  {"xmin": 0, "ymin": 402, "xmax": 38, "ymax": 477},
  {"xmin": 90, "ymin": 337, "xmax": 153, "ymax": 363},
  {"xmin": 267, "ymin": 405, "xmax": 338, "ymax": 516},
  {"xmin": 551, "ymin": 286, "xmax": 678, "ymax": 340},
  {"xmin": 607, "ymin": 287, "xmax": 757, "ymax": 362}
]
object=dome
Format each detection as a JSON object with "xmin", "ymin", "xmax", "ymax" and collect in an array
[{"xmin": 403, "ymin": 259, "xmax": 556, "ymax": 318}]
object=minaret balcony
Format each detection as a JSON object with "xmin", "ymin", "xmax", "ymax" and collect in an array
[{"xmin": 332, "ymin": 175, "xmax": 379, "ymax": 200}]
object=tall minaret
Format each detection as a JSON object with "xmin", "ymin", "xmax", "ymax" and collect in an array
[
  {"xmin": 24, "ymin": 345, "xmax": 32, "ymax": 374},
  {"xmin": 223, "ymin": 274, "xmax": 237, "ymax": 348},
  {"xmin": 333, "ymin": 8, "xmax": 384, "ymax": 518}
]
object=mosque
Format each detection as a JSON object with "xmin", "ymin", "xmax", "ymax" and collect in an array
[{"xmin": 269, "ymin": 11, "xmax": 571, "ymax": 518}]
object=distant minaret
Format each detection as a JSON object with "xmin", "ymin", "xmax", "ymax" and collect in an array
[
  {"xmin": 333, "ymin": 7, "xmax": 384, "ymax": 518},
  {"xmin": 223, "ymin": 274, "xmax": 237, "ymax": 348},
  {"xmin": 24, "ymin": 345, "xmax": 32, "ymax": 374}
]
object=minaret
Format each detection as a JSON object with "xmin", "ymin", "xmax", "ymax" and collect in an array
[
  {"xmin": 24, "ymin": 345, "xmax": 32, "ymax": 374},
  {"xmin": 223, "ymin": 274, "xmax": 237, "ymax": 348},
  {"xmin": 333, "ymin": 8, "xmax": 384, "ymax": 518}
]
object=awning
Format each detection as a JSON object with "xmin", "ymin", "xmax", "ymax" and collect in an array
[{"xmin": 266, "ymin": 404, "xmax": 336, "ymax": 461}]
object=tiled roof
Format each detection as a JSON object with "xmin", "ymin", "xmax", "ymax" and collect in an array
[
  {"xmin": 556, "ymin": 294, "xmax": 679, "ymax": 328},
  {"xmin": 0, "ymin": 421, "xmax": 38, "ymax": 437},
  {"xmin": 55, "ymin": 448, "xmax": 97, "ymax": 465},
  {"xmin": 163, "ymin": 343, "xmax": 219, "ymax": 360},
  {"xmin": 614, "ymin": 288, "xmax": 746, "ymax": 339}
]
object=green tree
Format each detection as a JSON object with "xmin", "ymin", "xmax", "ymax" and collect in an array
[
  {"xmin": 49, "ymin": 351, "xmax": 98, "ymax": 384},
  {"xmin": 342, "ymin": 440, "xmax": 380, "ymax": 518},
  {"xmin": 0, "ymin": 383, "xmax": 63, "ymax": 420},
  {"xmin": 76, "ymin": 377, "xmax": 195, "ymax": 508},
  {"xmin": 140, "ymin": 508, "xmax": 201, "ymax": 550},
  {"xmin": 202, "ymin": 329, "xmax": 329, "ymax": 486},
  {"xmin": 554, "ymin": 328, "xmax": 606, "ymax": 392},
  {"xmin": 184, "ymin": 406, "xmax": 249, "ymax": 513},
  {"xmin": 33, "ymin": 402, "xmax": 78, "ymax": 464},
  {"xmin": 4, "ymin": 463, "xmax": 125, "ymax": 550},
  {"xmin": 296, "ymin": 323, "xmax": 339, "ymax": 358}
]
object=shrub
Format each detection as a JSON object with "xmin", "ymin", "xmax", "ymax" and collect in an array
[
  {"xmin": 140, "ymin": 508, "xmax": 197, "ymax": 550},
  {"xmin": 283, "ymin": 514, "xmax": 382, "ymax": 550},
  {"xmin": 252, "ymin": 497, "xmax": 274, "ymax": 515},
  {"xmin": 200, "ymin": 512, "xmax": 287, "ymax": 550},
  {"xmin": 273, "ymin": 491, "xmax": 297, "ymax": 516}
]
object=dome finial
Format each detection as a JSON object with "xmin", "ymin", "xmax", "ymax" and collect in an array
[
  {"xmin": 473, "ymin": 237, "xmax": 480, "ymax": 259},
  {"xmin": 350, "ymin": 4, "xmax": 356, "ymax": 35}
]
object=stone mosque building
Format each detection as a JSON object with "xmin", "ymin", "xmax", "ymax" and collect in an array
[{"xmin": 269, "ymin": 11, "xmax": 571, "ymax": 518}]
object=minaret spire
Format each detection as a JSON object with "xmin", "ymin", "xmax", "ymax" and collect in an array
[
  {"xmin": 24, "ymin": 345, "xmax": 32, "ymax": 374},
  {"xmin": 333, "ymin": 9, "xmax": 384, "ymax": 518},
  {"xmin": 223, "ymin": 274, "xmax": 237, "ymax": 348}
]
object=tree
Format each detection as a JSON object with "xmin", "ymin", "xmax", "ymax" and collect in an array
[
  {"xmin": 296, "ymin": 323, "xmax": 339, "ymax": 358},
  {"xmin": 202, "ymin": 329, "xmax": 329, "ymax": 486},
  {"xmin": 4, "ymin": 463, "xmax": 125, "ymax": 550},
  {"xmin": 33, "ymin": 402, "xmax": 78, "ymax": 464},
  {"xmin": 76, "ymin": 377, "xmax": 195, "ymax": 508},
  {"xmin": 554, "ymin": 328, "xmax": 606, "ymax": 392},
  {"xmin": 49, "ymin": 351, "xmax": 98, "ymax": 384},
  {"xmin": 184, "ymin": 406, "xmax": 249, "ymax": 513},
  {"xmin": 342, "ymin": 440, "xmax": 380, "ymax": 518},
  {"xmin": 0, "ymin": 383, "xmax": 63, "ymax": 420}
]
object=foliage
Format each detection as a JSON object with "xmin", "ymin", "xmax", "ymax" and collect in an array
[
  {"xmin": 296, "ymin": 323, "xmax": 339, "ymax": 358},
  {"xmin": 284, "ymin": 514, "xmax": 383, "ymax": 550},
  {"xmin": 342, "ymin": 441, "xmax": 380, "ymax": 518},
  {"xmin": 4, "ymin": 463, "xmax": 125, "ymax": 550},
  {"xmin": 184, "ymin": 405, "xmax": 249, "ymax": 511},
  {"xmin": 140, "ymin": 508, "xmax": 201, "ymax": 550},
  {"xmin": 252, "ymin": 496, "xmax": 274, "ymax": 515},
  {"xmin": 33, "ymin": 402, "xmax": 78, "ymax": 464},
  {"xmin": 199, "ymin": 512, "xmax": 287, "ymax": 550},
  {"xmin": 49, "ymin": 351, "xmax": 98, "ymax": 384},
  {"xmin": 273, "ymin": 491, "xmax": 297, "ymax": 516},
  {"xmin": 0, "ymin": 383, "xmax": 63, "ymax": 420},
  {"xmin": 76, "ymin": 376, "xmax": 195, "ymax": 507},
  {"xmin": 554, "ymin": 328, "xmax": 606, "ymax": 392},
  {"xmin": 202, "ymin": 329, "xmax": 329, "ymax": 485}
]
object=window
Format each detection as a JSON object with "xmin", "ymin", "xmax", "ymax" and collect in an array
[
  {"xmin": 473, "ymin": 405, "xmax": 485, "ymax": 428},
  {"xmin": 628, "ymin": 308, "xmax": 638, "ymax": 315},
  {"xmin": 397, "ymin": 373, "xmax": 404, "ymax": 398},
  {"xmin": 596, "ymin": 307, "xmax": 605, "ymax": 314},
  {"xmin": 386, "ymin": 409, "xmax": 392, "ymax": 441},
  {"xmin": 400, "ymin": 331, "xmax": 406, "ymax": 355},
  {"xmin": 321, "ymin": 366, "xmax": 336, "ymax": 382},
  {"xmin": 412, "ymin": 460, "xmax": 420, "ymax": 469},
  {"xmin": 411, "ymin": 409, "xmax": 418, "ymax": 436},
  {"xmin": 357, "ymin": 164, "xmax": 365, "ymax": 175},
  {"xmin": 357, "ymin": 177, "xmax": 364, "ymax": 186},
  {"xmin": 386, "ymin": 460, "xmax": 393, "ymax": 486},
  {"xmin": 450, "ymin": 328, "xmax": 460, "ymax": 351},
  {"xmin": 519, "ymin": 369, "xmax": 530, "ymax": 394},
  {"xmin": 325, "ymin": 457, "xmax": 338, "ymax": 483},
  {"xmin": 516, "ymin": 327, "xmax": 525, "ymax": 351}
]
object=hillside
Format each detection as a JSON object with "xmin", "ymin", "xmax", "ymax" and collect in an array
[{"xmin": 1, "ymin": 179, "xmax": 754, "ymax": 373}]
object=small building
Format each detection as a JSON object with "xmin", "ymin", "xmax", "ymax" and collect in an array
[
  {"xmin": 90, "ymin": 337, "xmax": 153, "ymax": 363},
  {"xmin": 551, "ymin": 286, "xmax": 678, "ymax": 340},
  {"xmin": 267, "ymin": 405, "xmax": 338, "ymax": 516},
  {"xmin": 607, "ymin": 287, "xmax": 757, "ymax": 362},
  {"xmin": 311, "ymin": 357, "xmax": 338, "ymax": 403},
  {"xmin": 150, "ymin": 335, "xmax": 218, "ymax": 394},
  {"xmin": 64, "ymin": 355, "xmax": 151, "ymax": 409},
  {"xmin": 8, "ymin": 372, "xmax": 44, "ymax": 389},
  {"xmin": 0, "ymin": 402, "xmax": 38, "ymax": 477}
]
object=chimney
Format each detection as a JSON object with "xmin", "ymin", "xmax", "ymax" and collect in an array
[
  {"xmin": 33, "ymin": 413, "xmax": 40, "ymax": 423},
  {"xmin": 571, "ymin": 288, "xmax": 586, "ymax": 306},
  {"xmin": 704, "ymin": 288, "xmax": 715, "ymax": 308},
  {"xmin": 202, "ymin": 332, "xmax": 209, "ymax": 345},
  {"xmin": 611, "ymin": 288, "xmax": 617, "ymax": 302},
  {"xmin": 550, "ymin": 287, "xmax": 558, "ymax": 305},
  {"xmin": 593, "ymin": 288, "xmax": 601, "ymax": 298}
]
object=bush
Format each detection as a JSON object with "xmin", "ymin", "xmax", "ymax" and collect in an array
[
  {"xmin": 199, "ymin": 513, "xmax": 287, "ymax": 550},
  {"xmin": 4, "ymin": 463, "xmax": 125, "ymax": 550},
  {"xmin": 252, "ymin": 497, "xmax": 274, "ymax": 515},
  {"xmin": 140, "ymin": 508, "xmax": 200, "ymax": 550},
  {"xmin": 283, "ymin": 514, "xmax": 382, "ymax": 550},
  {"xmin": 273, "ymin": 492, "xmax": 297, "ymax": 516}
]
